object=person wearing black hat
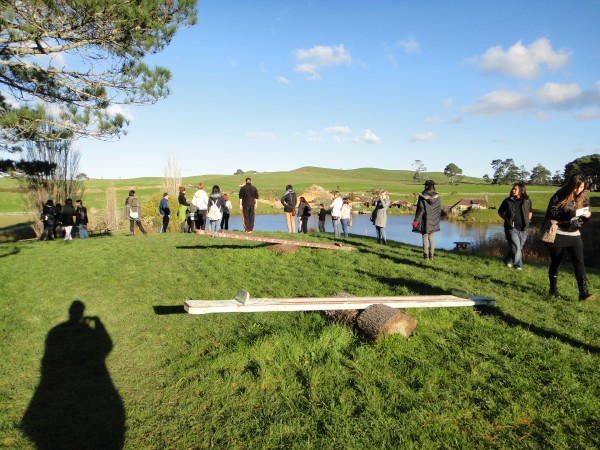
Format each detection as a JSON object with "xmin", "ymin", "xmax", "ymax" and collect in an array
[{"xmin": 412, "ymin": 180, "xmax": 441, "ymax": 260}]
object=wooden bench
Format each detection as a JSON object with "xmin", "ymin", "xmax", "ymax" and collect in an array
[{"xmin": 453, "ymin": 241, "xmax": 471, "ymax": 251}]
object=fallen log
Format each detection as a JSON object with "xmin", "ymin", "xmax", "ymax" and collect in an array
[{"xmin": 356, "ymin": 304, "xmax": 417, "ymax": 339}]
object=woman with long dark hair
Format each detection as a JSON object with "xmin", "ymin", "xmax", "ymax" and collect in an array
[{"xmin": 544, "ymin": 174, "xmax": 595, "ymax": 301}]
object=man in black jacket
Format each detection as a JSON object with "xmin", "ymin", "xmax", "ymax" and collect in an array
[
  {"xmin": 239, "ymin": 178, "xmax": 259, "ymax": 232},
  {"xmin": 75, "ymin": 200, "xmax": 89, "ymax": 239},
  {"xmin": 498, "ymin": 182, "xmax": 532, "ymax": 270}
]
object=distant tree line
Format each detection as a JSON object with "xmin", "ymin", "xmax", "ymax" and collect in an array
[{"xmin": 483, "ymin": 155, "xmax": 600, "ymax": 190}]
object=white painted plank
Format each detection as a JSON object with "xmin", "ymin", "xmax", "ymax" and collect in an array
[{"xmin": 184, "ymin": 295, "xmax": 495, "ymax": 314}]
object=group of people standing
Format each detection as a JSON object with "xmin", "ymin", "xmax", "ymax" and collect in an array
[
  {"xmin": 39, "ymin": 198, "xmax": 89, "ymax": 241},
  {"xmin": 177, "ymin": 182, "xmax": 237, "ymax": 233}
]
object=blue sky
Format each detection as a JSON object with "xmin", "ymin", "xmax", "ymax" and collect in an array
[{"xmin": 78, "ymin": 0, "xmax": 600, "ymax": 179}]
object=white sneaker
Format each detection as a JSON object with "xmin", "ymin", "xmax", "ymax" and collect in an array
[{"xmin": 506, "ymin": 263, "xmax": 513, "ymax": 268}]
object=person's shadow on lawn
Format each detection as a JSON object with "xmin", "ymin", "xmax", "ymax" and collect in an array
[{"xmin": 22, "ymin": 300, "xmax": 125, "ymax": 450}]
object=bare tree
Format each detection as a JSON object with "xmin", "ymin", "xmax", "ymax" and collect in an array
[
  {"xmin": 104, "ymin": 187, "xmax": 120, "ymax": 231},
  {"xmin": 14, "ymin": 125, "xmax": 84, "ymax": 234},
  {"xmin": 161, "ymin": 153, "xmax": 182, "ymax": 196}
]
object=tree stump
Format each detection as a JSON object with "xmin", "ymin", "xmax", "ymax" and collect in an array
[
  {"xmin": 320, "ymin": 292, "xmax": 359, "ymax": 327},
  {"xmin": 356, "ymin": 304, "xmax": 417, "ymax": 339}
]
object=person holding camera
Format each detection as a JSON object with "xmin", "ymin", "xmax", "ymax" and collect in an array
[
  {"xmin": 544, "ymin": 174, "xmax": 594, "ymax": 301},
  {"xmin": 372, "ymin": 191, "xmax": 390, "ymax": 245}
]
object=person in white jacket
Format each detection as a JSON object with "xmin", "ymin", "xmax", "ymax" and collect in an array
[
  {"xmin": 330, "ymin": 191, "xmax": 343, "ymax": 240},
  {"xmin": 191, "ymin": 183, "xmax": 209, "ymax": 230}
]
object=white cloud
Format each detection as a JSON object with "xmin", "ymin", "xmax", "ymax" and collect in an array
[
  {"xmin": 275, "ymin": 76, "xmax": 290, "ymax": 84},
  {"xmin": 464, "ymin": 81, "xmax": 600, "ymax": 116},
  {"xmin": 324, "ymin": 126, "xmax": 350, "ymax": 135},
  {"xmin": 537, "ymin": 82, "xmax": 582, "ymax": 107},
  {"xmin": 398, "ymin": 36, "xmax": 421, "ymax": 54},
  {"xmin": 246, "ymin": 131, "xmax": 275, "ymax": 138},
  {"xmin": 469, "ymin": 38, "xmax": 571, "ymax": 79},
  {"xmin": 409, "ymin": 132, "xmax": 434, "ymax": 143},
  {"xmin": 463, "ymin": 90, "xmax": 532, "ymax": 115},
  {"xmin": 293, "ymin": 44, "xmax": 351, "ymax": 80},
  {"xmin": 443, "ymin": 98, "xmax": 454, "ymax": 108},
  {"xmin": 105, "ymin": 104, "xmax": 134, "ymax": 121},
  {"xmin": 353, "ymin": 129, "xmax": 381, "ymax": 144}
]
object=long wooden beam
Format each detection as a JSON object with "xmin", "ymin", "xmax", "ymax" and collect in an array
[
  {"xmin": 185, "ymin": 291, "xmax": 495, "ymax": 315},
  {"xmin": 194, "ymin": 229, "xmax": 355, "ymax": 251}
]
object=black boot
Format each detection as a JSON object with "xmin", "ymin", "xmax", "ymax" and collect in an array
[
  {"xmin": 576, "ymin": 276, "xmax": 595, "ymax": 302},
  {"xmin": 548, "ymin": 276, "xmax": 562, "ymax": 299}
]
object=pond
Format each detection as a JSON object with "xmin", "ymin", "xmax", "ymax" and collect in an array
[{"xmin": 224, "ymin": 213, "xmax": 504, "ymax": 250}]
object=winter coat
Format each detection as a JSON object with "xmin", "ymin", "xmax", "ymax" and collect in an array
[
  {"xmin": 372, "ymin": 197, "xmax": 390, "ymax": 228},
  {"xmin": 413, "ymin": 190, "xmax": 441, "ymax": 234},
  {"xmin": 280, "ymin": 190, "xmax": 297, "ymax": 213},
  {"xmin": 498, "ymin": 196, "xmax": 532, "ymax": 230},
  {"xmin": 300, "ymin": 203, "xmax": 312, "ymax": 217},
  {"xmin": 159, "ymin": 198, "xmax": 171, "ymax": 216},
  {"xmin": 545, "ymin": 192, "xmax": 590, "ymax": 233},
  {"xmin": 125, "ymin": 196, "xmax": 141, "ymax": 220},
  {"xmin": 61, "ymin": 203, "xmax": 76, "ymax": 226},
  {"xmin": 75, "ymin": 206, "xmax": 88, "ymax": 226},
  {"xmin": 41, "ymin": 204, "xmax": 56, "ymax": 226}
]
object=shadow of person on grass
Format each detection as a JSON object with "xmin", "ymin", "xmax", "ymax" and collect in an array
[
  {"xmin": 21, "ymin": 300, "xmax": 125, "ymax": 450},
  {"xmin": 476, "ymin": 306, "xmax": 600, "ymax": 354}
]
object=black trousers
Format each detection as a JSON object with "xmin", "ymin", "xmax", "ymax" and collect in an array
[
  {"xmin": 242, "ymin": 206, "xmax": 255, "ymax": 231},
  {"xmin": 220, "ymin": 213, "xmax": 230, "ymax": 230},
  {"xmin": 547, "ymin": 235, "xmax": 586, "ymax": 278}
]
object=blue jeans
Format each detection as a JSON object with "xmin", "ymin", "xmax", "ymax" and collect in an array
[
  {"xmin": 341, "ymin": 218, "xmax": 350, "ymax": 239},
  {"xmin": 376, "ymin": 226, "xmax": 386, "ymax": 244},
  {"xmin": 208, "ymin": 219, "xmax": 219, "ymax": 232},
  {"xmin": 332, "ymin": 217, "xmax": 341, "ymax": 239},
  {"xmin": 78, "ymin": 224, "xmax": 89, "ymax": 239},
  {"xmin": 504, "ymin": 228, "xmax": 527, "ymax": 268}
]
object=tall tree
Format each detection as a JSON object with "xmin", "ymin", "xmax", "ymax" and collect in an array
[
  {"xmin": 412, "ymin": 160, "xmax": 426, "ymax": 182},
  {"xmin": 529, "ymin": 163, "xmax": 552, "ymax": 185},
  {"xmin": 564, "ymin": 154, "xmax": 600, "ymax": 191},
  {"xmin": 443, "ymin": 163, "xmax": 463, "ymax": 185},
  {"xmin": 0, "ymin": 0, "xmax": 197, "ymax": 169},
  {"xmin": 490, "ymin": 159, "xmax": 519, "ymax": 184},
  {"xmin": 552, "ymin": 170, "xmax": 564, "ymax": 186}
]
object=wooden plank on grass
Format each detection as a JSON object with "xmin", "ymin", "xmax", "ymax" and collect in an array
[
  {"xmin": 185, "ymin": 294, "xmax": 495, "ymax": 315},
  {"xmin": 194, "ymin": 229, "xmax": 354, "ymax": 251}
]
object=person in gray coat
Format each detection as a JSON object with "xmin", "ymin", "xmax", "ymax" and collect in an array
[
  {"xmin": 412, "ymin": 180, "xmax": 441, "ymax": 260},
  {"xmin": 371, "ymin": 191, "xmax": 390, "ymax": 244},
  {"xmin": 125, "ymin": 190, "xmax": 147, "ymax": 236}
]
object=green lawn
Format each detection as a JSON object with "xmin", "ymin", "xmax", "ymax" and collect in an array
[{"xmin": 1, "ymin": 230, "xmax": 598, "ymax": 449}]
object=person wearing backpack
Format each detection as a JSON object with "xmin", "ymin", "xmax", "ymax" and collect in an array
[
  {"xmin": 159, "ymin": 193, "xmax": 171, "ymax": 233},
  {"xmin": 207, "ymin": 185, "xmax": 226, "ymax": 232}
]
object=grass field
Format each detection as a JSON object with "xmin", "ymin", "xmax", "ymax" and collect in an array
[{"xmin": 1, "ymin": 229, "xmax": 599, "ymax": 449}]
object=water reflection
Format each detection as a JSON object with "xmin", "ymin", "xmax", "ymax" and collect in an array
[
  {"xmin": 225, "ymin": 214, "xmax": 503, "ymax": 250},
  {"xmin": 22, "ymin": 300, "xmax": 125, "ymax": 450}
]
